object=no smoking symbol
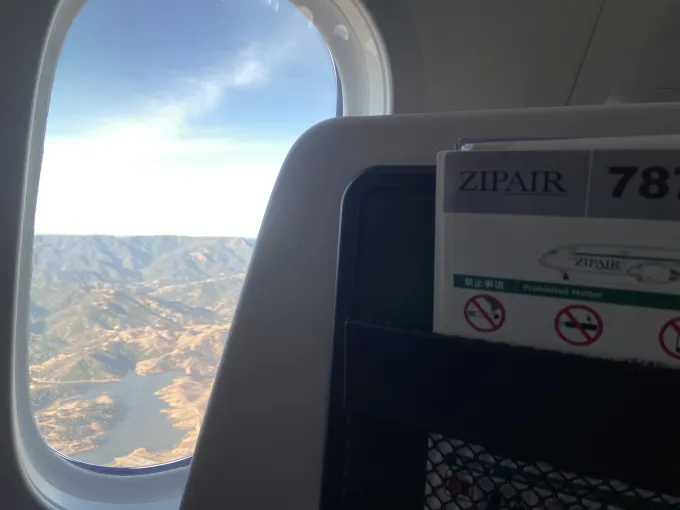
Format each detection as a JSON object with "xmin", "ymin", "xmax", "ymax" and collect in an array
[
  {"xmin": 554, "ymin": 305, "xmax": 603, "ymax": 346},
  {"xmin": 659, "ymin": 318, "xmax": 680, "ymax": 361},
  {"xmin": 464, "ymin": 295, "xmax": 505, "ymax": 333}
]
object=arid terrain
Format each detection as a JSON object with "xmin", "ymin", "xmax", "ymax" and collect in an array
[{"xmin": 29, "ymin": 235, "xmax": 253, "ymax": 467}]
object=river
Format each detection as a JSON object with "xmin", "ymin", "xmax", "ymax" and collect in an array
[{"xmin": 69, "ymin": 371, "xmax": 185, "ymax": 466}]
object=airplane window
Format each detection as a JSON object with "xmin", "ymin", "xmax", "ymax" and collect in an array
[{"xmin": 29, "ymin": 0, "xmax": 336, "ymax": 469}]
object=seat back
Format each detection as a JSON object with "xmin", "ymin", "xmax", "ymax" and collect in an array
[{"xmin": 182, "ymin": 104, "xmax": 680, "ymax": 510}]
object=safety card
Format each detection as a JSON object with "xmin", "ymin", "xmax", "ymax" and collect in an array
[{"xmin": 434, "ymin": 148, "xmax": 680, "ymax": 367}]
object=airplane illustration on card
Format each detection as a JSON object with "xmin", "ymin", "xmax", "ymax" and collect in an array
[{"xmin": 538, "ymin": 245, "xmax": 680, "ymax": 284}]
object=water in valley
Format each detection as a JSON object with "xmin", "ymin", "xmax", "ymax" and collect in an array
[{"xmin": 69, "ymin": 371, "xmax": 185, "ymax": 466}]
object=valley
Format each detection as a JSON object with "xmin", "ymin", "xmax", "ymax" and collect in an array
[{"xmin": 29, "ymin": 235, "xmax": 254, "ymax": 467}]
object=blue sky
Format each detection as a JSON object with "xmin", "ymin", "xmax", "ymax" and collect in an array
[{"xmin": 36, "ymin": 0, "xmax": 336, "ymax": 237}]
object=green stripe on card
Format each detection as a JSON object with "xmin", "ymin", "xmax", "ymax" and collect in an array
[{"xmin": 453, "ymin": 274, "xmax": 680, "ymax": 311}]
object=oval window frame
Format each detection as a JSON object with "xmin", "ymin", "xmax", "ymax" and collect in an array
[{"xmin": 13, "ymin": 0, "xmax": 390, "ymax": 508}]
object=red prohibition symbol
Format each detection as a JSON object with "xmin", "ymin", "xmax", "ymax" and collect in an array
[
  {"xmin": 659, "ymin": 317, "xmax": 680, "ymax": 361},
  {"xmin": 464, "ymin": 295, "xmax": 505, "ymax": 333},
  {"xmin": 554, "ymin": 304, "xmax": 603, "ymax": 346}
]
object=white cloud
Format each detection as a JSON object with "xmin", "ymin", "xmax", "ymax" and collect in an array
[
  {"xmin": 266, "ymin": 0, "xmax": 280, "ymax": 13},
  {"xmin": 230, "ymin": 57, "xmax": 268, "ymax": 86},
  {"xmin": 162, "ymin": 45, "xmax": 274, "ymax": 125},
  {"xmin": 35, "ymin": 44, "xmax": 300, "ymax": 237}
]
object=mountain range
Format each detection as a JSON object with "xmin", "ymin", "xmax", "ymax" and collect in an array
[{"xmin": 29, "ymin": 235, "xmax": 254, "ymax": 466}]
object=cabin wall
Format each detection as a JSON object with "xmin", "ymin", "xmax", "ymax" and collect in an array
[{"xmin": 362, "ymin": 0, "xmax": 680, "ymax": 114}]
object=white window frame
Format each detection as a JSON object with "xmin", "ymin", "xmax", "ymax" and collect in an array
[
  {"xmin": 294, "ymin": 0, "xmax": 392, "ymax": 116},
  {"xmin": 12, "ymin": 0, "xmax": 390, "ymax": 509}
]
